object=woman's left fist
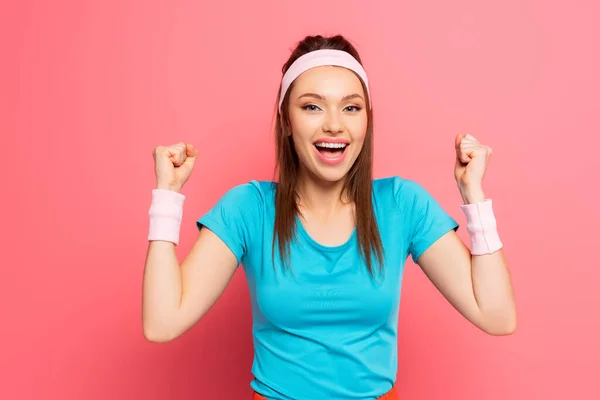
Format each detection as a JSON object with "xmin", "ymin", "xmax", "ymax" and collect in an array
[{"xmin": 454, "ymin": 133, "xmax": 492, "ymax": 190}]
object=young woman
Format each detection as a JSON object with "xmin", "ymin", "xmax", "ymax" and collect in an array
[{"xmin": 142, "ymin": 35, "xmax": 517, "ymax": 400}]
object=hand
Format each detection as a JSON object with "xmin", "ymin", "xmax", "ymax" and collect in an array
[
  {"xmin": 454, "ymin": 133, "xmax": 492, "ymax": 198},
  {"xmin": 153, "ymin": 142, "xmax": 198, "ymax": 192}
]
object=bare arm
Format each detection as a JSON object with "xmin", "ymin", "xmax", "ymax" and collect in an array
[
  {"xmin": 412, "ymin": 134, "xmax": 516, "ymax": 335},
  {"xmin": 142, "ymin": 226, "xmax": 238, "ymax": 342},
  {"xmin": 416, "ymin": 230, "xmax": 516, "ymax": 335},
  {"xmin": 143, "ymin": 141, "xmax": 248, "ymax": 342}
]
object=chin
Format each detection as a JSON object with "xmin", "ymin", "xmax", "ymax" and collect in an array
[
  {"xmin": 309, "ymin": 158, "xmax": 354, "ymax": 184},
  {"xmin": 315, "ymin": 168, "xmax": 349, "ymax": 183}
]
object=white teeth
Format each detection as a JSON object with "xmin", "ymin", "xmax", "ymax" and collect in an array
[{"xmin": 315, "ymin": 142, "xmax": 347, "ymax": 149}]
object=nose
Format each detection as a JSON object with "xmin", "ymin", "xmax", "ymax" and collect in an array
[{"xmin": 322, "ymin": 109, "xmax": 344, "ymax": 134}]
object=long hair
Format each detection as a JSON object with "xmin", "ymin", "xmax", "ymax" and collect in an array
[{"xmin": 272, "ymin": 34, "xmax": 384, "ymax": 277}]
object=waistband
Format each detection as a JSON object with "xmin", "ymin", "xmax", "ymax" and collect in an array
[{"xmin": 252, "ymin": 384, "xmax": 398, "ymax": 400}]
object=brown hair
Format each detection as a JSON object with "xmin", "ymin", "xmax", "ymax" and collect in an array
[{"xmin": 272, "ymin": 34, "xmax": 384, "ymax": 277}]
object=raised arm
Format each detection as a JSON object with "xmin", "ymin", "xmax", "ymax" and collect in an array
[
  {"xmin": 142, "ymin": 142, "xmax": 240, "ymax": 343},
  {"xmin": 411, "ymin": 133, "xmax": 517, "ymax": 335}
]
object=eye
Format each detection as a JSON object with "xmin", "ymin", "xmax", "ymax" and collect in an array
[
  {"xmin": 344, "ymin": 105, "xmax": 362, "ymax": 112},
  {"xmin": 302, "ymin": 104, "xmax": 321, "ymax": 111}
]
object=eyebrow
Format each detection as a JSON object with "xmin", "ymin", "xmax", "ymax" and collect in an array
[{"xmin": 297, "ymin": 93, "xmax": 364, "ymax": 102}]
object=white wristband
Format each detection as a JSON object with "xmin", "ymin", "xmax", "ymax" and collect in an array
[
  {"xmin": 148, "ymin": 189, "xmax": 186, "ymax": 245},
  {"xmin": 459, "ymin": 199, "xmax": 503, "ymax": 255}
]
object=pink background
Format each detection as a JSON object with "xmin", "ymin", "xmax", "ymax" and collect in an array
[{"xmin": 2, "ymin": 0, "xmax": 599, "ymax": 399}]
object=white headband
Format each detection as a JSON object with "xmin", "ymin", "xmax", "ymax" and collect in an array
[{"xmin": 278, "ymin": 49, "xmax": 371, "ymax": 112}]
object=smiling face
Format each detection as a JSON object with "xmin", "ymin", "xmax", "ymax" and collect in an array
[{"xmin": 287, "ymin": 65, "xmax": 369, "ymax": 184}]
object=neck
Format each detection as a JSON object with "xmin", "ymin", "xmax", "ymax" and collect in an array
[{"xmin": 295, "ymin": 169, "xmax": 351, "ymax": 218}]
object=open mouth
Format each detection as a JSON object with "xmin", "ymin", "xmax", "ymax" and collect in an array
[{"xmin": 313, "ymin": 142, "xmax": 349, "ymax": 158}]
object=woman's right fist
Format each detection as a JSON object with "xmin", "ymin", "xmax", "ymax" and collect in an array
[{"xmin": 153, "ymin": 142, "xmax": 198, "ymax": 192}]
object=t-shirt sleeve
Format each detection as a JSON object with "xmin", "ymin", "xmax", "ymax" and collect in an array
[
  {"xmin": 195, "ymin": 182, "xmax": 262, "ymax": 267},
  {"xmin": 394, "ymin": 177, "xmax": 460, "ymax": 264}
]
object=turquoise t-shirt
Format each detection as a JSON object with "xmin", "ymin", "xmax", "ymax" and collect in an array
[{"xmin": 196, "ymin": 176, "xmax": 459, "ymax": 400}]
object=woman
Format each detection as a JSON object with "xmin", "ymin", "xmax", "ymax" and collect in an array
[{"xmin": 142, "ymin": 35, "xmax": 517, "ymax": 400}]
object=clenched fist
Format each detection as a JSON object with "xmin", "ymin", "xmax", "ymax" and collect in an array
[{"xmin": 153, "ymin": 142, "xmax": 198, "ymax": 192}]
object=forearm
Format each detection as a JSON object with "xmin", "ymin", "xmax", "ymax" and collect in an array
[
  {"xmin": 471, "ymin": 249, "xmax": 517, "ymax": 335},
  {"xmin": 462, "ymin": 188, "xmax": 516, "ymax": 335},
  {"xmin": 142, "ymin": 240, "xmax": 183, "ymax": 341}
]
